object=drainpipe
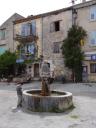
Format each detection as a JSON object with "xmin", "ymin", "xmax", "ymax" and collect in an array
[
  {"xmin": 12, "ymin": 21, "xmax": 14, "ymax": 52},
  {"xmin": 72, "ymin": 8, "xmax": 77, "ymax": 25},
  {"xmin": 71, "ymin": 0, "xmax": 77, "ymax": 25},
  {"xmin": 12, "ymin": 21, "xmax": 16, "ymax": 76},
  {"xmin": 71, "ymin": 1, "xmax": 77, "ymax": 82},
  {"xmin": 38, "ymin": 17, "xmax": 44, "ymax": 77},
  {"xmin": 41, "ymin": 17, "xmax": 43, "ymax": 60}
]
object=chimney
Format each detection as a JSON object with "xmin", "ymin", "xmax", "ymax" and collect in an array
[{"xmin": 72, "ymin": 0, "xmax": 75, "ymax": 4}]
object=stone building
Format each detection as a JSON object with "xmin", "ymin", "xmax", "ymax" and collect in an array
[
  {"xmin": 14, "ymin": 7, "xmax": 73, "ymax": 80},
  {"xmin": 14, "ymin": 0, "xmax": 96, "ymax": 82},
  {"xmin": 73, "ymin": 0, "xmax": 96, "ymax": 82},
  {"xmin": 0, "ymin": 13, "xmax": 24, "ymax": 54},
  {"xmin": 41, "ymin": 0, "xmax": 96, "ymax": 82},
  {"xmin": 14, "ymin": 15, "xmax": 43, "ymax": 78},
  {"xmin": 40, "ymin": 8, "xmax": 73, "ymax": 80}
]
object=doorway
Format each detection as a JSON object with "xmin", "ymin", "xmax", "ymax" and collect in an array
[
  {"xmin": 82, "ymin": 66, "xmax": 88, "ymax": 82},
  {"xmin": 34, "ymin": 63, "xmax": 39, "ymax": 77}
]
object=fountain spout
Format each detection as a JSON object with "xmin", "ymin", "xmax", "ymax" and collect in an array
[{"xmin": 40, "ymin": 78, "xmax": 50, "ymax": 96}]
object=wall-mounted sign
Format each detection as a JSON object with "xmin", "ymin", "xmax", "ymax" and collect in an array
[
  {"xmin": 16, "ymin": 59, "xmax": 24, "ymax": 63},
  {"xmin": 91, "ymin": 54, "xmax": 96, "ymax": 60}
]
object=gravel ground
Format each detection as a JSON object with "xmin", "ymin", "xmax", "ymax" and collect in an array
[{"xmin": 0, "ymin": 81, "xmax": 96, "ymax": 128}]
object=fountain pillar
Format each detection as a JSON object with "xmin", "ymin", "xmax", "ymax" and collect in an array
[{"xmin": 40, "ymin": 61, "xmax": 50, "ymax": 96}]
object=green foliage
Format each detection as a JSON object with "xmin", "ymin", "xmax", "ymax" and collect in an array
[
  {"xmin": 0, "ymin": 51, "xmax": 16, "ymax": 78},
  {"xmin": 61, "ymin": 25, "xmax": 87, "ymax": 82}
]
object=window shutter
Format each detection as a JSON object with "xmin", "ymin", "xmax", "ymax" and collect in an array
[
  {"xmin": 25, "ymin": 25, "xmax": 28, "ymax": 36},
  {"xmin": 90, "ymin": 31, "xmax": 96, "ymax": 45},
  {"xmin": 21, "ymin": 24, "xmax": 26, "ymax": 36},
  {"xmin": 27, "ymin": 23, "xmax": 31, "ymax": 35},
  {"xmin": 90, "ymin": 6, "xmax": 96, "ymax": 20},
  {"xmin": 0, "ymin": 31, "xmax": 1, "ymax": 40},
  {"xmin": 50, "ymin": 22, "xmax": 55, "ymax": 32},
  {"xmin": 32, "ymin": 21, "xmax": 36, "ymax": 35},
  {"xmin": 0, "ymin": 29, "xmax": 5, "ymax": 40}
]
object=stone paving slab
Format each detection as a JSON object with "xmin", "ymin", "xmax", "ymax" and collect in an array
[{"xmin": 0, "ymin": 82, "xmax": 96, "ymax": 128}]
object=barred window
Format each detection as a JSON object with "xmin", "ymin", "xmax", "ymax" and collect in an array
[{"xmin": 53, "ymin": 42, "xmax": 60, "ymax": 53}]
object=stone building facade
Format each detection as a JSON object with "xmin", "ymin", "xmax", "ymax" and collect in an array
[
  {"xmin": 14, "ymin": 16, "xmax": 43, "ymax": 78},
  {"xmin": 41, "ymin": 9, "xmax": 72, "ymax": 80},
  {"xmin": 0, "ymin": 13, "xmax": 24, "ymax": 54},
  {"xmin": 14, "ymin": 8, "xmax": 73, "ymax": 80},
  {"xmin": 41, "ymin": 0, "xmax": 96, "ymax": 82},
  {"xmin": 14, "ymin": 0, "xmax": 96, "ymax": 82},
  {"xmin": 74, "ymin": 0, "xmax": 96, "ymax": 82}
]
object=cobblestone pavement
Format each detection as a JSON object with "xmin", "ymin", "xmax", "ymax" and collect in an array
[{"xmin": 0, "ymin": 82, "xmax": 96, "ymax": 128}]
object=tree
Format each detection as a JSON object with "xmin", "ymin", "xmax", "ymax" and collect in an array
[
  {"xmin": 61, "ymin": 25, "xmax": 87, "ymax": 82},
  {"xmin": 0, "ymin": 51, "xmax": 16, "ymax": 78}
]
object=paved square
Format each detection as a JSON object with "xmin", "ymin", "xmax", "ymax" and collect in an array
[{"xmin": 0, "ymin": 82, "xmax": 96, "ymax": 128}]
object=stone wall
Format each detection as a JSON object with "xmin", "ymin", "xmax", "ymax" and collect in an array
[
  {"xmin": 76, "ymin": 4, "xmax": 96, "ymax": 82},
  {"xmin": 14, "ymin": 18, "xmax": 43, "ymax": 58},
  {"xmin": 0, "ymin": 13, "xmax": 24, "ymax": 53},
  {"xmin": 42, "ymin": 10, "xmax": 72, "ymax": 79}
]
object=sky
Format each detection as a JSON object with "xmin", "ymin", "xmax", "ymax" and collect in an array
[{"xmin": 0, "ymin": 0, "xmax": 90, "ymax": 26}]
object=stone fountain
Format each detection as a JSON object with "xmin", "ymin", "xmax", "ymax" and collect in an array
[{"xmin": 22, "ymin": 61, "xmax": 73, "ymax": 112}]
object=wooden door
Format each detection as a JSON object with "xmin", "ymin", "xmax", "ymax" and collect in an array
[{"xmin": 34, "ymin": 64, "xmax": 39, "ymax": 77}]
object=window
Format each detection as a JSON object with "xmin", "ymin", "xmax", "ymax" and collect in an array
[
  {"xmin": 25, "ymin": 43, "xmax": 35, "ymax": 55},
  {"xmin": 0, "ymin": 47, "xmax": 7, "ymax": 55},
  {"xmin": 31, "ymin": 21, "xmax": 36, "ymax": 35},
  {"xmin": 90, "ymin": 31, "xmax": 96, "ymax": 46},
  {"xmin": 29, "ymin": 66, "xmax": 31, "ymax": 68},
  {"xmin": 47, "ymin": 63, "xmax": 50, "ymax": 68},
  {"xmin": 0, "ymin": 29, "xmax": 6, "ymax": 40},
  {"xmin": 53, "ymin": 42, "xmax": 60, "ymax": 53},
  {"xmin": 91, "ymin": 14, "xmax": 95, "ymax": 20},
  {"xmin": 90, "ymin": 63, "xmax": 96, "ymax": 73},
  {"xmin": 50, "ymin": 21, "xmax": 60, "ymax": 32},
  {"xmin": 90, "ymin": 6, "xmax": 96, "ymax": 21},
  {"xmin": 21, "ymin": 21, "xmax": 36, "ymax": 36},
  {"xmin": 21, "ymin": 24, "xmax": 29, "ymax": 36},
  {"xmin": 91, "ymin": 54, "xmax": 96, "ymax": 60},
  {"xmin": 82, "ymin": 66, "xmax": 87, "ymax": 73}
]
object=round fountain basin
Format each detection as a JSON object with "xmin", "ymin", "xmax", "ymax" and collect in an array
[{"xmin": 22, "ymin": 89, "xmax": 73, "ymax": 112}]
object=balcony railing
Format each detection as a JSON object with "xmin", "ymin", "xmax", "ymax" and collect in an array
[{"xmin": 14, "ymin": 34, "xmax": 38, "ymax": 43}]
